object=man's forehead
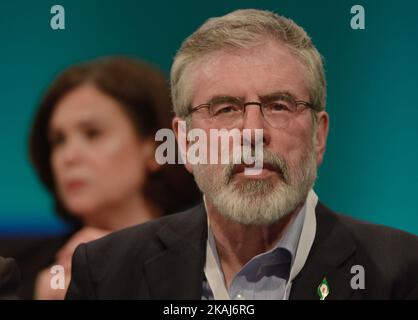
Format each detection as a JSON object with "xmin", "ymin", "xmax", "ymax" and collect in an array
[
  {"xmin": 198, "ymin": 40, "xmax": 297, "ymax": 71},
  {"xmin": 189, "ymin": 40, "xmax": 309, "ymax": 103}
]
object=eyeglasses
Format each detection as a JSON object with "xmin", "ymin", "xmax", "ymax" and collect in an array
[{"xmin": 188, "ymin": 92, "xmax": 315, "ymax": 129}]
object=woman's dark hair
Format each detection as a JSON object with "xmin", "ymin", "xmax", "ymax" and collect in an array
[{"xmin": 29, "ymin": 56, "xmax": 201, "ymax": 226}]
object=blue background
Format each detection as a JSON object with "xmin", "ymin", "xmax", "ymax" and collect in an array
[{"xmin": 0, "ymin": 0, "xmax": 417, "ymax": 235}]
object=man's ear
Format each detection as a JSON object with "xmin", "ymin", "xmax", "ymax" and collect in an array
[
  {"xmin": 172, "ymin": 116, "xmax": 193, "ymax": 174},
  {"xmin": 314, "ymin": 111, "xmax": 329, "ymax": 167}
]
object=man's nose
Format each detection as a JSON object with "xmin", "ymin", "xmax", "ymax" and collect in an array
[{"xmin": 241, "ymin": 104, "xmax": 271, "ymax": 146}]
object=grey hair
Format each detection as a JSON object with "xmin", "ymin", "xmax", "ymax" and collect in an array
[{"xmin": 170, "ymin": 9, "xmax": 326, "ymax": 119}]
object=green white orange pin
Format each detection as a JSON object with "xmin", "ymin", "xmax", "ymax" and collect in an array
[{"xmin": 317, "ymin": 278, "xmax": 330, "ymax": 300}]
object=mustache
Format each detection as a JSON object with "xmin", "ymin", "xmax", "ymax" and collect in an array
[{"xmin": 224, "ymin": 148, "xmax": 290, "ymax": 184}]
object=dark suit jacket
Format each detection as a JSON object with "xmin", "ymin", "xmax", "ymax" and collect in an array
[
  {"xmin": 66, "ymin": 202, "xmax": 418, "ymax": 300},
  {"xmin": 0, "ymin": 256, "xmax": 20, "ymax": 299}
]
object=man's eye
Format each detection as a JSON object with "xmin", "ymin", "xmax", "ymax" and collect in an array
[
  {"xmin": 268, "ymin": 101, "xmax": 291, "ymax": 112},
  {"xmin": 213, "ymin": 104, "xmax": 240, "ymax": 115}
]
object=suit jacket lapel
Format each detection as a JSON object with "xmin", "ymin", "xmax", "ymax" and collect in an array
[
  {"xmin": 144, "ymin": 204, "xmax": 208, "ymax": 299},
  {"xmin": 290, "ymin": 203, "xmax": 357, "ymax": 300},
  {"xmin": 143, "ymin": 201, "xmax": 358, "ymax": 300}
]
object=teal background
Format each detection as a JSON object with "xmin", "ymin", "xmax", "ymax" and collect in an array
[{"xmin": 0, "ymin": 0, "xmax": 417, "ymax": 235}]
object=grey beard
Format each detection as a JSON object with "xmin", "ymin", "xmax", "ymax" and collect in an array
[{"xmin": 193, "ymin": 145, "xmax": 317, "ymax": 226}]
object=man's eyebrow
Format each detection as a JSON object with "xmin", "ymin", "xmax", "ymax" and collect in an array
[
  {"xmin": 195, "ymin": 91, "xmax": 298, "ymax": 106},
  {"xmin": 202, "ymin": 95, "xmax": 243, "ymax": 105},
  {"xmin": 260, "ymin": 90, "xmax": 297, "ymax": 102}
]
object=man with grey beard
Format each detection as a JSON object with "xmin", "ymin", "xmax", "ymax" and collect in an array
[{"xmin": 67, "ymin": 9, "xmax": 418, "ymax": 300}]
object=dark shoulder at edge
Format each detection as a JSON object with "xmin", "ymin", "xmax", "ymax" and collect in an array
[
  {"xmin": 337, "ymin": 211, "xmax": 418, "ymax": 243},
  {"xmin": 322, "ymin": 203, "xmax": 418, "ymax": 261},
  {"xmin": 80, "ymin": 205, "xmax": 201, "ymax": 257}
]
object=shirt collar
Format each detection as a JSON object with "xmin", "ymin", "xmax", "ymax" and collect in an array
[{"xmin": 203, "ymin": 189, "xmax": 315, "ymax": 269}]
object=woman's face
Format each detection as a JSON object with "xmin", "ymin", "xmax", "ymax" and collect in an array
[{"xmin": 49, "ymin": 84, "xmax": 154, "ymax": 217}]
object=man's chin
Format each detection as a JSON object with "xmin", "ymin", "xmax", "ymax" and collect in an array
[{"xmin": 216, "ymin": 204, "xmax": 287, "ymax": 226}]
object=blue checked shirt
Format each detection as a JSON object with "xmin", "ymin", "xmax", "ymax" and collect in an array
[{"xmin": 202, "ymin": 202, "xmax": 307, "ymax": 300}]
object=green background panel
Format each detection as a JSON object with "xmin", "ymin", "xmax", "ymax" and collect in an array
[{"xmin": 0, "ymin": 0, "xmax": 417, "ymax": 234}]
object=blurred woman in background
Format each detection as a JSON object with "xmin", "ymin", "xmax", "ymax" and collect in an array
[{"xmin": 10, "ymin": 57, "xmax": 200, "ymax": 299}]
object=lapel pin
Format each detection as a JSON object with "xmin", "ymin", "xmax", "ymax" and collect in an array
[{"xmin": 317, "ymin": 277, "xmax": 330, "ymax": 300}]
